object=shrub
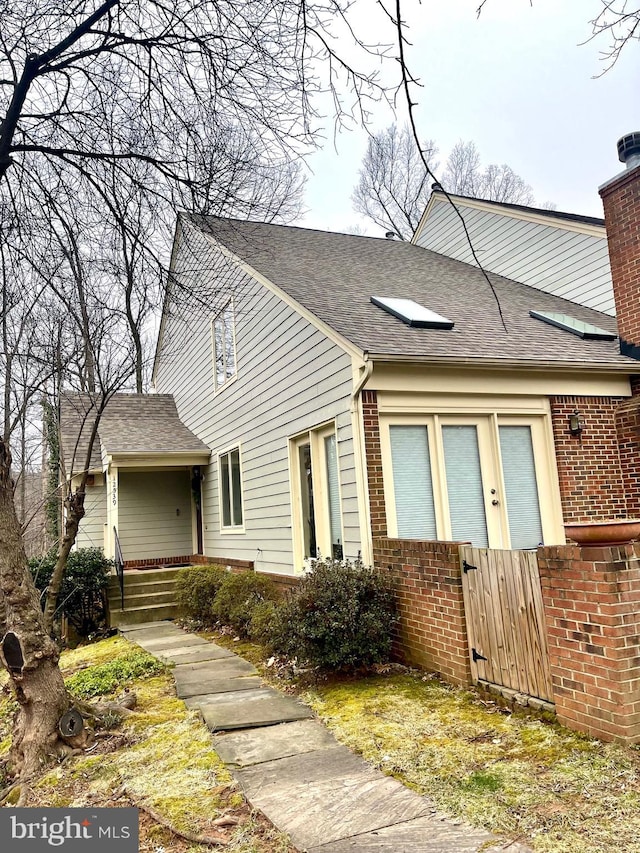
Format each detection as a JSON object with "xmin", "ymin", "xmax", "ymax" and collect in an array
[
  {"xmin": 271, "ymin": 558, "xmax": 396, "ymax": 671},
  {"xmin": 175, "ymin": 564, "xmax": 227, "ymax": 623},
  {"xmin": 29, "ymin": 547, "xmax": 112, "ymax": 637},
  {"xmin": 212, "ymin": 572, "xmax": 278, "ymax": 637},
  {"xmin": 248, "ymin": 599, "xmax": 279, "ymax": 645}
]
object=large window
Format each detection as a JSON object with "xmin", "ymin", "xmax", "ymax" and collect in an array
[
  {"xmin": 219, "ymin": 447, "xmax": 243, "ymax": 530},
  {"xmin": 212, "ymin": 301, "xmax": 236, "ymax": 390},
  {"xmin": 384, "ymin": 414, "xmax": 551, "ymax": 549},
  {"xmin": 291, "ymin": 423, "xmax": 343, "ymax": 567}
]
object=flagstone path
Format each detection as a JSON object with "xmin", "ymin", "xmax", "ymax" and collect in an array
[{"xmin": 120, "ymin": 621, "xmax": 531, "ymax": 853}]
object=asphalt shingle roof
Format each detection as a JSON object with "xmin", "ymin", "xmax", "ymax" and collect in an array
[
  {"xmin": 191, "ymin": 216, "xmax": 632, "ymax": 368},
  {"xmin": 60, "ymin": 393, "xmax": 209, "ymax": 473}
]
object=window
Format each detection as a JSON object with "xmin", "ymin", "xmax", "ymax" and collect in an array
[
  {"xmin": 212, "ymin": 301, "xmax": 236, "ymax": 390},
  {"xmin": 219, "ymin": 447, "xmax": 243, "ymax": 529},
  {"xmin": 291, "ymin": 424, "xmax": 343, "ymax": 567},
  {"xmin": 383, "ymin": 414, "xmax": 553, "ymax": 550},
  {"xmin": 529, "ymin": 310, "xmax": 616, "ymax": 341},
  {"xmin": 371, "ymin": 296, "xmax": 454, "ymax": 329}
]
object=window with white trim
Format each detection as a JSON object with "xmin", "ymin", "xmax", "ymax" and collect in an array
[
  {"xmin": 219, "ymin": 447, "xmax": 243, "ymax": 529},
  {"xmin": 212, "ymin": 301, "xmax": 236, "ymax": 390},
  {"xmin": 291, "ymin": 423, "xmax": 343, "ymax": 567}
]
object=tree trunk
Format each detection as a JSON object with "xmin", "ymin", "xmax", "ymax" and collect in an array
[
  {"xmin": 0, "ymin": 440, "xmax": 70, "ymax": 777},
  {"xmin": 43, "ymin": 486, "xmax": 85, "ymax": 634}
]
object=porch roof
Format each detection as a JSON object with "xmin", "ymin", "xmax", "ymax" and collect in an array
[{"xmin": 60, "ymin": 393, "xmax": 210, "ymax": 474}]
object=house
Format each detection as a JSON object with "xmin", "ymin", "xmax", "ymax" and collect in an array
[
  {"xmin": 412, "ymin": 189, "xmax": 614, "ymax": 315},
  {"xmin": 67, "ymin": 132, "xmax": 640, "ymax": 581},
  {"xmin": 60, "ymin": 393, "xmax": 210, "ymax": 564},
  {"xmin": 62, "ymin": 132, "xmax": 640, "ymax": 745},
  {"xmin": 150, "ymin": 131, "xmax": 640, "ymax": 577}
]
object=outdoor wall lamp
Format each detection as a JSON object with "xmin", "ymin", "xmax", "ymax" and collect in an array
[{"xmin": 569, "ymin": 410, "xmax": 583, "ymax": 438}]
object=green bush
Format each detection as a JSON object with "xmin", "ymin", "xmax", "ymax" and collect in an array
[
  {"xmin": 29, "ymin": 547, "xmax": 112, "ymax": 637},
  {"xmin": 212, "ymin": 572, "xmax": 278, "ymax": 637},
  {"xmin": 270, "ymin": 558, "xmax": 396, "ymax": 671},
  {"xmin": 65, "ymin": 648, "xmax": 165, "ymax": 698},
  {"xmin": 175, "ymin": 564, "xmax": 227, "ymax": 623},
  {"xmin": 248, "ymin": 599, "xmax": 279, "ymax": 644}
]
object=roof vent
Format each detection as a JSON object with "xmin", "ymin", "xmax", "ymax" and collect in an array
[
  {"xmin": 530, "ymin": 310, "xmax": 617, "ymax": 341},
  {"xmin": 384, "ymin": 231, "xmax": 397, "ymax": 240},
  {"xmin": 617, "ymin": 132, "xmax": 640, "ymax": 171},
  {"xmin": 371, "ymin": 296, "xmax": 454, "ymax": 329}
]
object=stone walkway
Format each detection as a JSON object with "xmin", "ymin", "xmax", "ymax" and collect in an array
[{"xmin": 120, "ymin": 621, "xmax": 530, "ymax": 853}]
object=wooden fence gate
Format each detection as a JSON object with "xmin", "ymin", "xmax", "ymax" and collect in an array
[{"xmin": 460, "ymin": 546, "xmax": 554, "ymax": 703}]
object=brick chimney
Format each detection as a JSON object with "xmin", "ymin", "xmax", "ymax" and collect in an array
[{"xmin": 599, "ymin": 132, "xmax": 640, "ymax": 359}]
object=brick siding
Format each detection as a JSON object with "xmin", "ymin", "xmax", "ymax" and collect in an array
[
  {"xmin": 549, "ymin": 396, "xmax": 628, "ymax": 522},
  {"xmin": 615, "ymin": 397, "xmax": 640, "ymax": 517},
  {"xmin": 362, "ymin": 390, "xmax": 387, "ymax": 537},
  {"xmin": 600, "ymin": 165, "xmax": 640, "ymax": 351},
  {"xmin": 538, "ymin": 543, "xmax": 640, "ymax": 743},
  {"xmin": 123, "ymin": 554, "xmax": 197, "ymax": 568},
  {"xmin": 373, "ymin": 537, "xmax": 471, "ymax": 685}
]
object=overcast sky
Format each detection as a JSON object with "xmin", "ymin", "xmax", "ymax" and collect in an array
[{"xmin": 297, "ymin": 0, "xmax": 638, "ymax": 234}]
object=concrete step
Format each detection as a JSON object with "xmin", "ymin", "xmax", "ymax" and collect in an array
[
  {"xmin": 109, "ymin": 602, "xmax": 179, "ymax": 627},
  {"xmin": 108, "ymin": 579, "xmax": 178, "ymax": 598},
  {"xmin": 108, "ymin": 590, "xmax": 177, "ymax": 609},
  {"xmin": 108, "ymin": 566, "xmax": 183, "ymax": 586}
]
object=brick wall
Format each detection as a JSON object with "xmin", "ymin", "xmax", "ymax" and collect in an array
[
  {"xmin": 615, "ymin": 397, "xmax": 640, "ymax": 517},
  {"xmin": 373, "ymin": 537, "xmax": 471, "ymax": 686},
  {"xmin": 256, "ymin": 571, "xmax": 300, "ymax": 596},
  {"xmin": 600, "ymin": 164, "xmax": 640, "ymax": 353},
  {"xmin": 362, "ymin": 390, "xmax": 387, "ymax": 537},
  {"xmin": 123, "ymin": 554, "xmax": 196, "ymax": 568},
  {"xmin": 538, "ymin": 543, "xmax": 640, "ymax": 743},
  {"xmin": 549, "ymin": 396, "xmax": 628, "ymax": 522}
]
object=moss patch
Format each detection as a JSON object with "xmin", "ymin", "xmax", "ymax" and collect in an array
[
  {"xmin": 64, "ymin": 647, "xmax": 165, "ymax": 699},
  {"xmin": 303, "ymin": 674, "xmax": 640, "ymax": 853}
]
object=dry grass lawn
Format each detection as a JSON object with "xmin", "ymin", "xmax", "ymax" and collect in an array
[
  {"xmin": 302, "ymin": 674, "xmax": 640, "ymax": 853},
  {"xmin": 208, "ymin": 628, "xmax": 640, "ymax": 853}
]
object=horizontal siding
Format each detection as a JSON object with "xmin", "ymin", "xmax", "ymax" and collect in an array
[
  {"xmin": 118, "ymin": 470, "xmax": 193, "ymax": 561},
  {"xmin": 155, "ymin": 222, "xmax": 362, "ymax": 575},
  {"xmin": 76, "ymin": 478, "xmax": 107, "ymax": 550},
  {"xmin": 414, "ymin": 197, "xmax": 614, "ymax": 315}
]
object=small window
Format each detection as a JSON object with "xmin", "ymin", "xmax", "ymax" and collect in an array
[
  {"xmin": 212, "ymin": 301, "xmax": 236, "ymax": 389},
  {"xmin": 220, "ymin": 447, "xmax": 243, "ymax": 529},
  {"xmin": 529, "ymin": 310, "xmax": 616, "ymax": 341},
  {"xmin": 371, "ymin": 296, "xmax": 454, "ymax": 329}
]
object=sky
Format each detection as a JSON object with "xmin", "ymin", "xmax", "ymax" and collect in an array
[{"xmin": 297, "ymin": 0, "xmax": 639, "ymax": 234}]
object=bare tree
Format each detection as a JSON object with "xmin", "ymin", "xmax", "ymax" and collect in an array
[
  {"xmin": 0, "ymin": 0, "xmax": 390, "ymax": 785},
  {"xmin": 443, "ymin": 140, "xmax": 535, "ymax": 205},
  {"xmin": 353, "ymin": 126, "xmax": 535, "ymax": 240},
  {"xmin": 352, "ymin": 124, "xmax": 438, "ymax": 239},
  {"xmin": 589, "ymin": 1, "xmax": 640, "ymax": 70}
]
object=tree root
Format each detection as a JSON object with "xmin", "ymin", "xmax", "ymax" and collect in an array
[{"xmin": 124, "ymin": 788, "xmax": 229, "ymax": 847}]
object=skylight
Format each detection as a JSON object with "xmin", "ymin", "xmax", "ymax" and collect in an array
[
  {"xmin": 529, "ymin": 310, "xmax": 616, "ymax": 341},
  {"xmin": 371, "ymin": 296, "xmax": 454, "ymax": 329}
]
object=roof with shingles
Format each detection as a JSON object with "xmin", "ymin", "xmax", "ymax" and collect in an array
[
  {"xmin": 60, "ymin": 393, "xmax": 209, "ymax": 473},
  {"xmin": 189, "ymin": 216, "xmax": 632, "ymax": 368}
]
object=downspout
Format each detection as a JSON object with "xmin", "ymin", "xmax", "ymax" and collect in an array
[
  {"xmin": 350, "ymin": 354, "xmax": 374, "ymax": 566},
  {"xmin": 350, "ymin": 354, "xmax": 373, "ymax": 411}
]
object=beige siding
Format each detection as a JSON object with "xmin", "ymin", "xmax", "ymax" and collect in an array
[
  {"xmin": 118, "ymin": 470, "xmax": 193, "ymax": 561},
  {"xmin": 76, "ymin": 476, "xmax": 107, "ymax": 551},
  {"xmin": 413, "ymin": 196, "xmax": 614, "ymax": 315},
  {"xmin": 154, "ymin": 222, "xmax": 362, "ymax": 574}
]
